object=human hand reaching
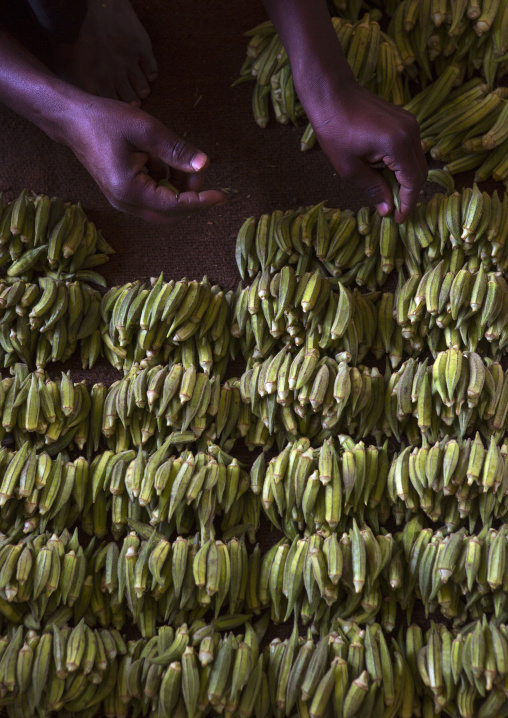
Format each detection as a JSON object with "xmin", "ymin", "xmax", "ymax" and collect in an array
[
  {"xmin": 299, "ymin": 78, "xmax": 427, "ymax": 223},
  {"xmin": 0, "ymin": 25, "xmax": 225, "ymax": 223},
  {"xmin": 261, "ymin": 0, "xmax": 427, "ymax": 223},
  {"xmin": 66, "ymin": 97, "xmax": 227, "ymax": 223}
]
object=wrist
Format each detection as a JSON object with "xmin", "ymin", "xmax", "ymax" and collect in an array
[
  {"xmin": 28, "ymin": 76, "xmax": 89, "ymax": 147},
  {"xmin": 262, "ymin": 0, "xmax": 356, "ymax": 107},
  {"xmin": 0, "ymin": 30, "xmax": 89, "ymax": 148},
  {"xmin": 289, "ymin": 29, "xmax": 356, "ymax": 105},
  {"xmin": 293, "ymin": 59, "xmax": 357, "ymax": 116}
]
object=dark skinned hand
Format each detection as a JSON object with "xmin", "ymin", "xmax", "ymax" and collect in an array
[
  {"xmin": 299, "ymin": 78, "xmax": 428, "ymax": 222},
  {"xmin": 67, "ymin": 97, "xmax": 227, "ymax": 224}
]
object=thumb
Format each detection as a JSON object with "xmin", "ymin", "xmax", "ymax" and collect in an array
[
  {"xmin": 131, "ymin": 116, "xmax": 209, "ymax": 173},
  {"xmin": 349, "ymin": 160, "xmax": 394, "ymax": 217}
]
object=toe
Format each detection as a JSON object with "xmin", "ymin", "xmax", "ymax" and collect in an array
[
  {"xmin": 139, "ymin": 53, "xmax": 158, "ymax": 83},
  {"xmin": 129, "ymin": 64, "xmax": 151, "ymax": 100},
  {"xmin": 116, "ymin": 77, "xmax": 141, "ymax": 106}
]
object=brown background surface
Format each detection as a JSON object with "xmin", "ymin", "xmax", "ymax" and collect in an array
[{"xmin": 0, "ymin": 1, "xmax": 493, "ymax": 713}]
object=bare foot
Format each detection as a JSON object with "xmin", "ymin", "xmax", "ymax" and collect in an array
[{"xmin": 53, "ymin": 0, "xmax": 158, "ymax": 106}]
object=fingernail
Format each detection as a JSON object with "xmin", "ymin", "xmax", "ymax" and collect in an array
[
  {"xmin": 191, "ymin": 153, "xmax": 208, "ymax": 172},
  {"xmin": 377, "ymin": 202, "xmax": 391, "ymax": 216}
]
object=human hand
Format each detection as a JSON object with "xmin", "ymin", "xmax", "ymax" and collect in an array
[
  {"xmin": 65, "ymin": 96, "xmax": 227, "ymax": 223},
  {"xmin": 298, "ymin": 78, "xmax": 427, "ymax": 222}
]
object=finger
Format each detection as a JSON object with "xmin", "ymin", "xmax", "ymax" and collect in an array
[
  {"xmin": 139, "ymin": 53, "xmax": 158, "ymax": 83},
  {"xmin": 129, "ymin": 118, "xmax": 210, "ymax": 174},
  {"xmin": 129, "ymin": 64, "xmax": 151, "ymax": 100},
  {"xmin": 384, "ymin": 152, "xmax": 426, "ymax": 223},
  {"xmin": 162, "ymin": 188, "xmax": 227, "ymax": 215},
  {"xmin": 118, "ymin": 188, "xmax": 227, "ymax": 224},
  {"xmin": 115, "ymin": 78, "xmax": 141, "ymax": 107},
  {"xmin": 117, "ymin": 172, "xmax": 227, "ymax": 218},
  {"xmin": 347, "ymin": 160, "xmax": 394, "ymax": 217}
]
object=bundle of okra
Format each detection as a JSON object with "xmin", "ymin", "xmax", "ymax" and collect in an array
[
  {"xmin": 236, "ymin": 347, "xmax": 508, "ymax": 448},
  {"xmin": 8, "ymin": 346, "xmax": 508, "ymax": 456},
  {"xmin": 252, "ymin": 433, "xmax": 508, "ymax": 535},
  {"xmin": 232, "ymin": 257, "xmax": 508, "ymax": 363},
  {"xmin": 0, "ymin": 363, "xmax": 251, "ymax": 455},
  {"xmin": 0, "ymin": 190, "xmax": 112, "ymax": 283},
  {"xmin": 1, "ymin": 428, "xmax": 508, "ymax": 546},
  {"xmin": 4, "ymin": 518, "xmax": 508, "ymax": 634},
  {"xmin": 389, "ymin": 0, "xmax": 508, "ymax": 83},
  {"xmin": 1, "ymin": 617, "xmax": 508, "ymax": 718},
  {"xmin": 0, "ymin": 439, "xmax": 259, "ymax": 542},
  {"xmin": 100, "ymin": 275, "xmax": 235, "ymax": 375},
  {"xmin": 234, "ymin": 187, "xmax": 508, "ymax": 283},
  {"xmin": 0, "ymin": 190, "xmax": 111, "ymax": 372},
  {"xmin": 237, "ymin": 13, "xmax": 406, "ymax": 134}
]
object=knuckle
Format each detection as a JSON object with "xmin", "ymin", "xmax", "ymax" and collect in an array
[
  {"xmin": 383, "ymin": 154, "xmax": 397, "ymax": 169},
  {"xmin": 133, "ymin": 115, "xmax": 159, "ymax": 146},
  {"xmin": 170, "ymin": 137, "xmax": 190, "ymax": 165},
  {"xmin": 406, "ymin": 111, "xmax": 420, "ymax": 126},
  {"xmin": 363, "ymin": 184, "xmax": 384, "ymax": 201},
  {"xmin": 391, "ymin": 127, "xmax": 412, "ymax": 145},
  {"xmin": 388, "ymin": 120, "xmax": 418, "ymax": 146}
]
